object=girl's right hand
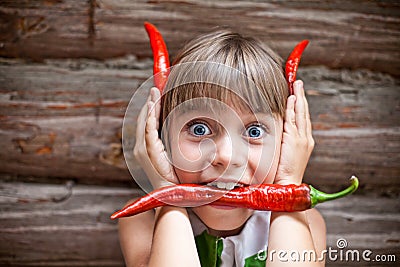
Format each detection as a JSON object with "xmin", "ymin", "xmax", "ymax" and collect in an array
[
  {"xmin": 274, "ymin": 80, "xmax": 314, "ymax": 186},
  {"xmin": 134, "ymin": 87, "xmax": 179, "ymax": 189}
]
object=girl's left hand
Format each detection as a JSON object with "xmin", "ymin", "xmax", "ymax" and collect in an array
[
  {"xmin": 274, "ymin": 80, "xmax": 314, "ymax": 185},
  {"xmin": 134, "ymin": 87, "xmax": 179, "ymax": 190}
]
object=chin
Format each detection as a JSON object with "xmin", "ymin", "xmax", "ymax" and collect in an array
[{"xmin": 192, "ymin": 205, "xmax": 253, "ymax": 234}]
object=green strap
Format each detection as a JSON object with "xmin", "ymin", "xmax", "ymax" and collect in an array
[
  {"xmin": 195, "ymin": 230, "xmax": 223, "ymax": 267},
  {"xmin": 216, "ymin": 238, "xmax": 223, "ymax": 266},
  {"xmin": 195, "ymin": 230, "xmax": 266, "ymax": 267}
]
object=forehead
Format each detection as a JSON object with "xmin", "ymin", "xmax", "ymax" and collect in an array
[{"xmin": 163, "ymin": 61, "xmax": 275, "ymax": 113}]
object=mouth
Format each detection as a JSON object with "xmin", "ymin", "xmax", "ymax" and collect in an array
[{"xmin": 204, "ymin": 180, "xmax": 245, "ymax": 190}]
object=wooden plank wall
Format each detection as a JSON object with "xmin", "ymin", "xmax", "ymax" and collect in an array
[
  {"xmin": 1, "ymin": 182, "xmax": 399, "ymax": 266},
  {"xmin": 1, "ymin": 62, "xmax": 399, "ymax": 190},
  {"xmin": 1, "ymin": 0, "xmax": 399, "ymax": 76},
  {"xmin": 0, "ymin": 0, "xmax": 399, "ymax": 266}
]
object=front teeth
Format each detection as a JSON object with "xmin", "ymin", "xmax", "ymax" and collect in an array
[{"xmin": 207, "ymin": 181, "xmax": 237, "ymax": 190}]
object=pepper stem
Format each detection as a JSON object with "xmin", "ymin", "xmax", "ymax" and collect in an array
[{"xmin": 310, "ymin": 176, "xmax": 359, "ymax": 207}]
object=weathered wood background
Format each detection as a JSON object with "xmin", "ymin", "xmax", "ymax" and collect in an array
[{"xmin": 0, "ymin": 0, "xmax": 399, "ymax": 266}]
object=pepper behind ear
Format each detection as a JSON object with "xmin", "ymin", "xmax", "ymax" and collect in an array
[
  {"xmin": 285, "ymin": 40, "xmax": 309, "ymax": 95},
  {"xmin": 144, "ymin": 22, "xmax": 170, "ymax": 93}
]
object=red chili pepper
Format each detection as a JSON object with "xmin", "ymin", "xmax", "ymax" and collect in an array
[
  {"xmin": 111, "ymin": 176, "xmax": 358, "ymax": 219},
  {"xmin": 285, "ymin": 40, "xmax": 309, "ymax": 95},
  {"xmin": 144, "ymin": 22, "xmax": 170, "ymax": 92}
]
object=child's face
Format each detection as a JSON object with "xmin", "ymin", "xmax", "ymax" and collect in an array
[{"xmin": 165, "ymin": 97, "xmax": 283, "ymax": 232}]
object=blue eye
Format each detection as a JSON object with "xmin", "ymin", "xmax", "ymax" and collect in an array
[
  {"xmin": 189, "ymin": 123, "xmax": 211, "ymax": 136},
  {"xmin": 245, "ymin": 125, "xmax": 265, "ymax": 138}
]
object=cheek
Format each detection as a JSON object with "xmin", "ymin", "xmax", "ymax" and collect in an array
[
  {"xmin": 262, "ymin": 126, "xmax": 283, "ymax": 184},
  {"xmin": 171, "ymin": 141, "xmax": 199, "ymax": 183},
  {"xmin": 263, "ymin": 143, "xmax": 280, "ymax": 184},
  {"xmin": 249, "ymin": 144, "xmax": 275, "ymax": 184},
  {"xmin": 251, "ymin": 130, "xmax": 283, "ymax": 184},
  {"xmin": 174, "ymin": 168, "xmax": 198, "ymax": 184},
  {"xmin": 177, "ymin": 140, "xmax": 200, "ymax": 161},
  {"xmin": 171, "ymin": 138, "xmax": 199, "ymax": 168},
  {"xmin": 170, "ymin": 135, "xmax": 211, "ymax": 183}
]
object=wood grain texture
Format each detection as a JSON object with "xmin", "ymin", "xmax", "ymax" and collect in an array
[
  {"xmin": 1, "ymin": 1, "xmax": 399, "ymax": 266},
  {"xmin": 0, "ymin": 182, "xmax": 398, "ymax": 266},
  {"xmin": 1, "ymin": 59, "xmax": 399, "ymax": 192},
  {"xmin": 0, "ymin": 0, "xmax": 399, "ymax": 76},
  {"xmin": 0, "ymin": 182, "xmax": 138, "ymax": 266}
]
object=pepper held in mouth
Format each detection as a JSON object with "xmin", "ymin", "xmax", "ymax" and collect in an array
[{"xmin": 111, "ymin": 176, "xmax": 358, "ymax": 219}]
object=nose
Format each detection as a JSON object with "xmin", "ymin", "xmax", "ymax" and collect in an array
[{"xmin": 211, "ymin": 133, "xmax": 246, "ymax": 168}]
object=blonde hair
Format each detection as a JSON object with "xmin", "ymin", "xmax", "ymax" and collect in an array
[{"xmin": 161, "ymin": 30, "xmax": 288, "ymax": 124}]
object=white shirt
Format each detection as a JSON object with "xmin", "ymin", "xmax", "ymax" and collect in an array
[{"xmin": 189, "ymin": 210, "xmax": 271, "ymax": 267}]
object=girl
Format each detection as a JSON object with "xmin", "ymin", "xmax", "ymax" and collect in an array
[{"xmin": 118, "ymin": 30, "xmax": 326, "ymax": 267}]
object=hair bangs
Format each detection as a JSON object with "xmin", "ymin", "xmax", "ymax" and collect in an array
[{"xmin": 160, "ymin": 30, "xmax": 288, "ymax": 125}]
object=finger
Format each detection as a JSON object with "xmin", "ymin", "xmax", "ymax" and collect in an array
[
  {"xmin": 150, "ymin": 87, "xmax": 162, "ymax": 130},
  {"xmin": 284, "ymin": 95, "xmax": 297, "ymax": 135},
  {"xmin": 145, "ymin": 101, "xmax": 160, "ymax": 145},
  {"xmin": 146, "ymin": 99, "xmax": 168, "ymax": 158},
  {"xmin": 303, "ymin": 91, "xmax": 313, "ymax": 137},
  {"xmin": 135, "ymin": 94, "xmax": 152, "ymax": 146},
  {"xmin": 145, "ymin": 101, "xmax": 162, "ymax": 163},
  {"xmin": 145, "ymin": 100, "xmax": 175, "ymax": 181},
  {"xmin": 298, "ymin": 81, "xmax": 313, "ymax": 137},
  {"xmin": 294, "ymin": 80, "xmax": 307, "ymax": 137}
]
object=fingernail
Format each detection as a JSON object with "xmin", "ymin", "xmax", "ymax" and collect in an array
[
  {"xmin": 147, "ymin": 101, "xmax": 153, "ymax": 113},
  {"xmin": 295, "ymin": 80, "xmax": 303, "ymax": 89},
  {"xmin": 151, "ymin": 87, "xmax": 161, "ymax": 101}
]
